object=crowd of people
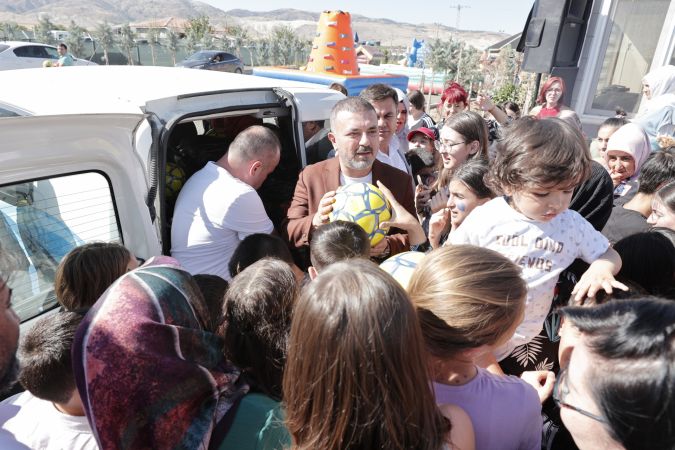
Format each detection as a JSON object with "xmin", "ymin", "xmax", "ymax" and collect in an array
[{"xmin": 0, "ymin": 65, "xmax": 675, "ymax": 450}]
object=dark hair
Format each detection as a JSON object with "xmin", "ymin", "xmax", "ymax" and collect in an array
[
  {"xmin": 435, "ymin": 111, "xmax": 489, "ymax": 190},
  {"xmin": 58, "ymin": 43, "xmax": 67, "ymax": 51},
  {"xmin": 328, "ymin": 82, "xmax": 348, "ymax": 96},
  {"xmin": 599, "ymin": 116, "xmax": 629, "ymax": 130},
  {"xmin": 490, "ymin": 118, "xmax": 592, "ymax": 193},
  {"xmin": 309, "ymin": 221, "xmax": 370, "ymax": 270},
  {"xmin": 228, "ymin": 233, "xmax": 294, "ymax": 278},
  {"xmin": 655, "ymin": 180, "xmax": 675, "ymax": 212},
  {"xmin": 636, "ymin": 149, "xmax": 675, "ymax": 194},
  {"xmin": 330, "ymin": 96, "xmax": 376, "ymax": 129},
  {"xmin": 408, "ymin": 90, "xmax": 426, "ymax": 110},
  {"xmin": 359, "ymin": 83, "xmax": 398, "ymax": 108},
  {"xmin": 284, "ymin": 259, "xmax": 450, "ymax": 450},
  {"xmin": 440, "ymin": 82, "xmax": 468, "ymax": 107},
  {"xmin": 55, "ymin": 242, "xmax": 131, "ymax": 310},
  {"xmin": 219, "ymin": 258, "xmax": 296, "ymax": 400},
  {"xmin": 614, "ymin": 232, "xmax": 675, "ymax": 299},
  {"xmin": 452, "ymin": 159, "xmax": 495, "ymax": 199},
  {"xmin": 536, "ymin": 76, "xmax": 566, "ymax": 105},
  {"xmin": 561, "ymin": 298, "xmax": 675, "ymax": 450},
  {"xmin": 502, "ymin": 101, "xmax": 521, "ymax": 116},
  {"xmin": 18, "ymin": 311, "xmax": 83, "ymax": 404},
  {"xmin": 192, "ymin": 274, "xmax": 228, "ymax": 333}
]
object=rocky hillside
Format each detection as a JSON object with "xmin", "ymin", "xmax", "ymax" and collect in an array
[{"xmin": 0, "ymin": 1, "xmax": 507, "ymax": 49}]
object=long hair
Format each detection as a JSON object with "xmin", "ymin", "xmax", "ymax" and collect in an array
[
  {"xmin": 536, "ymin": 76, "xmax": 566, "ymax": 105},
  {"xmin": 220, "ymin": 258, "xmax": 296, "ymax": 400},
  {"xmin": 55, "ymin": 242, "xmax": 131, "ymax": 310},
  {"xmin": 283, "ymin": 259, "xmax": 450, "ymax": 450},
  {"xmin": 408, "ymin": 245, "xmax": 526, "ymax": 357},
  {"xmin": 434, "ymin": 111, "xmax": 489, "ymax": 191}
]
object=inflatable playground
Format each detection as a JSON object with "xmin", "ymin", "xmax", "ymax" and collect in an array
[{"xmin": 252, "ymin": 10, "xmax": 409, "ymax": 96}]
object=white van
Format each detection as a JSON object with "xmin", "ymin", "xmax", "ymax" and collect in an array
[{"xmin": 0, "ymin": 66, "xmax": 343, "ymax": 323}]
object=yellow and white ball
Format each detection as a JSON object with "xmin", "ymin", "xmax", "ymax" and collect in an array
[
  {"xmin": 329, "ymin": 182, "xmax": 391, "ymax": 246},
  {"xmin": 379, "ymin": 251, "xmax": 426, "ymax": 290}
]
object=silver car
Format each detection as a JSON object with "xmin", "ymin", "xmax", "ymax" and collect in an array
[
  {"xmin": 176, "ymin": 50, "xmax": 244, "ymax": 74},
  {"xmin": 0, "ymin": 41, "xmax": 97, "ymax": 70}
]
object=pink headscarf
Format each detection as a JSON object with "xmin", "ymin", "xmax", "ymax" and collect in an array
[{"xmin": 605, "ymin": 123, "xmax": 651, "ymax": 179}]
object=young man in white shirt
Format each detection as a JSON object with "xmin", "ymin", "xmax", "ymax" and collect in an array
[
  {"xmin": 360, "ymin": 84, "xmax": 412, "ymax": 177},
  {"xmin": 171, "ymin": 125, "xmax": 280, "ymax": 280}
]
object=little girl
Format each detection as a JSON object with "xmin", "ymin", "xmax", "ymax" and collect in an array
[
  {"xmin": 449, "ymin": 118, "xmax": 626, "ymax": 361},
  {"xmin": 408, "ymin": 245, "xmax": 542, "ymax": 450},
  {"xmin": 428, "ymin": 159, "xmax": 494, "ymax": 248}
]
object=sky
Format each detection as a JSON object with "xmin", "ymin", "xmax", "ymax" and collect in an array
[{"xmin": 200, "ymin": 0, "xmax": 535, "ymax": 35}]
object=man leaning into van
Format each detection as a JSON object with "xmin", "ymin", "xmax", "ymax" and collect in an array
[{"xmin": 170, "ymin": 126, "xmax": 280, "ymax": 281}]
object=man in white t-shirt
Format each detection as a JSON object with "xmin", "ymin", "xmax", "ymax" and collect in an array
[
  {"xmin": 360, "ymin": 84, "xmax": 412, "ymax": 177},
  {"xmin": 171, "ymin": 125, "xmax": 280, "ymax": 280}
]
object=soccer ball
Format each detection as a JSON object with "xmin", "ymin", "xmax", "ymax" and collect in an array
[
  {"xmin": 165, "ymin": 163, "xmax": 186, "ymax": 199},
  {"xmin": 329, "ymin": 182, "xmax": 391, "ymax": 246},
  {"xmin": 379, "ymin": 251, "xmax": 426, "ymax": 290}
]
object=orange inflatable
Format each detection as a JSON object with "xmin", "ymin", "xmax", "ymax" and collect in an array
[{"xmin": 306, "ymin": 11, "xmax": 359, "ymax": 76}]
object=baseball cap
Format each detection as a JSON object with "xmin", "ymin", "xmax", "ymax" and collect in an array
[{"xmin": 407, "ymin": 127, "xmax": 436, "ymax": 142}]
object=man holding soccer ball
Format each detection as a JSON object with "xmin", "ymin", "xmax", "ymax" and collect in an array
[{"xmin": 283, "ymin": 95, "xmax": 415, "ymax": 265}]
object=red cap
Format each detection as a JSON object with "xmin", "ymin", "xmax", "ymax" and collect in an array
[{"xmin": 407, "ymin": 127, "xmax": 436, "ymax": 142}]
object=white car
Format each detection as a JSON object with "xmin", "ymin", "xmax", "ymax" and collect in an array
[{"xmin": 0, "ymin": 41, "xmax": 97, "ymax": 70}]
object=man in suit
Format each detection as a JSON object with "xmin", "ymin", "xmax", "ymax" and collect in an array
[{"xmin": 283, "ymin": 97, "xmax": 415, "ymax": 266}]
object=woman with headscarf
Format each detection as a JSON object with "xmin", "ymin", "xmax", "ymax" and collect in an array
[
  {"xmin": 72, "ymin": 256, "xmax": 247, "ymax": 450},
  {"xmin": 634, "ymin": 65, "xmax": 675, "ymax": 150},
  {"xmin": 604, "ymin": 123, "xmax": 651, "ymax": 199}
]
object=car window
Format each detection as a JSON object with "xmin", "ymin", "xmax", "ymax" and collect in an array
[
  {"xmin": 13, "ymin": 45, "xmax": 48, "ymax": 58},
  {"xmin": 43, "ymin": 46, "xmax": 59, "ymax": 59},
  {"xmin": 0, "ymin": 172, "xmax": 121, "ymax": 322},
  {"xmin": 222, "ymin": 53, "xmax": 236, "ymax": 60}
]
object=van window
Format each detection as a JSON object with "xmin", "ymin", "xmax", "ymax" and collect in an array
[{"xmin": 0, "ymin": 172, "xmax": 120, "ymax": 322}]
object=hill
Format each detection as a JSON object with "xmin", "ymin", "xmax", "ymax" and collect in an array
[{"xmin": 0, "ymin": 1, "xmax": 507, "ymax": 49}]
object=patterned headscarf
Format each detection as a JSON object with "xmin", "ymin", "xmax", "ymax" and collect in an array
[{"xmin": 72, "ymin": 256, "xmax": 246, "ymax": 449}]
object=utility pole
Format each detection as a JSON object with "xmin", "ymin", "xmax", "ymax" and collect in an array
[{"xmin": 449, "ymin": 3, "xmax": 470, "ymax": 84}]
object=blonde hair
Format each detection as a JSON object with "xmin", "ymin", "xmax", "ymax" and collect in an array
[{"xmin": 408, "ymin": 245, "xmax": 526, "ymax": 357}]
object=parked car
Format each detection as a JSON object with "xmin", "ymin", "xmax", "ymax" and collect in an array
[
  {"xmin": 175, "ymin": 50, "xmax": 244, "ymax": 73},
  {"xmin": 0, "ymin": 41, "xmax": 97, "ymax": 70},
  {"xmin": 0, "ymin": 65, "xmax": 341, "ymax": 326}
]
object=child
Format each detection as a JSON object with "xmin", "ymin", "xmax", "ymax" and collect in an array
[
  {"xmin": 449, "ymin": 118, "xmax": 626, "ymax": 362},
  {"xmin": 408, "ymin": 245, "xmax": 542, "ymax": 450},
  {"xmin": 55, "ymin": 242, "xmax": 137, "ymax": 310},
  {"xmin": 406, "ymin": 127, "xmax": 438, "ymax": 187},
  {"xmin": 428, "ymin": 159, "xmax": 494, "ymax": 248},
  {"xmin": 284, "ymin": 259, "xmax": 474, "ymax": 450},
  {"xmin": 0, "ymin": 311, "xmax": 98, "ymax": 449},
  {"xmin": 648, "ymin": 180, "xmax": 675, "ymax": 231},
  {"xmin": 308, "ymin": 220, "xmax": 370, "ymax": 279}
]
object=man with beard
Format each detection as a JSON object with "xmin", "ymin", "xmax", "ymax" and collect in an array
[
  {"xmin": 0, "ymin": 252, "xmax": 26, "ymax": 448},
  {"xmin": 283, "ymin": 96, "xmax": 415, "ymax": 267}
]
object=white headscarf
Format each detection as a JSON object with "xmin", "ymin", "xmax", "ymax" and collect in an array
[
  {"xmin": 605, "ymin": 123, "xmax": 651, "ymax": 179},
  {"xmin": 643, "ymin": 65, "xmax": 675, "ymax": 100}
]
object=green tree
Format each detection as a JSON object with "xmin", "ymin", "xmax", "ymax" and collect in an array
[
  {"xmin": 93, "ymin": 22, "xmax": 114, "ymax": 65},
  {"xmin": 166, "ymin": 29, "xmax": 180, "ymax": 65},
  {"xmin": 270, "ymin": 25, "xmax": 298, "ymax": 66},
  {"xmin": 229, "ymin": 25, "xmax": 249, "ymax": 59},
  {"xmin": 184, "ymin": 16, "xmax": 213, "ymax": 53},
  {"xmin": 147, "ymin": 28, "xmax": 160, "ymax": 66},
  {"xmin": 65, "ymin": 21, "xmax": 86, "ymax": 58},
  {"xmin": 118, "ymin": 23, "xmax": 136, "ymax": 65},
  {"xmin": 35, "ymin": 15, "xmax": 56, "ymax": 45},
  {"xmin": 1, "ymin": 22, "xmax": 21, "ymax": 40},
  {"xmin": 491, "ymin": 83, "xmax": 518, "ymax": 105}
]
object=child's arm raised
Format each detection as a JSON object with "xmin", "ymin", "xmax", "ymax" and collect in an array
[{"xmin": 572, "ymin": 247, "xmax": 628, "ymax": 304}]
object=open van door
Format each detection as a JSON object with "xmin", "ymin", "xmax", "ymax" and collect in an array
[{"xmin": 0, "ymin": 114, "xmax": 161, "ymax": 324}]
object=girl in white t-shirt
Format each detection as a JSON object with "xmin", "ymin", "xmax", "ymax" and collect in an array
[{"xmin": 449, "ymin": 118, "xmax": 626, "ymax": 362}]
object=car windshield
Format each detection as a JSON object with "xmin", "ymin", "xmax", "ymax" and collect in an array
[{"xmin": 185, "ymin": 52, "xmax": 216, "ymax": 62}]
